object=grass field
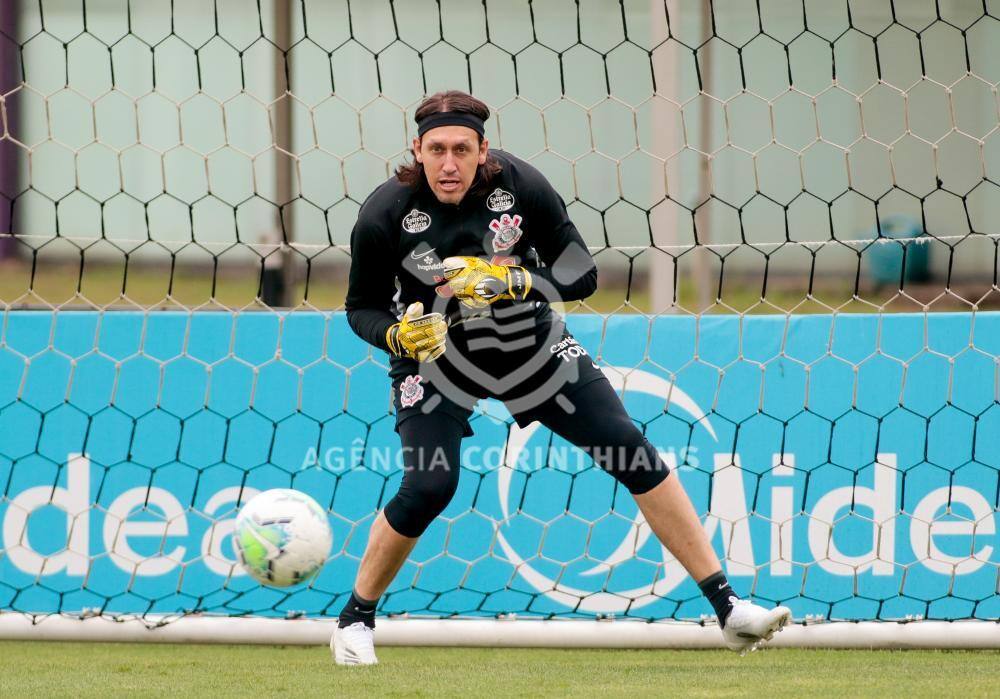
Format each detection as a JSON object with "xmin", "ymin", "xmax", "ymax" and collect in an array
[{"xmin": 0, "ymin": 642, "xmax": 997, "ymax": 698}]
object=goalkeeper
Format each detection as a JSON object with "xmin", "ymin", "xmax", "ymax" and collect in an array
[{"xmin": 335, "ymin": 90, "xmax": 790, "ymax": 665}]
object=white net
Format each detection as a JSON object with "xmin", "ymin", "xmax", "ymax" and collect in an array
[{"xmin": 0, "ymin": 0, "xmax": 998, "ymax": 627}]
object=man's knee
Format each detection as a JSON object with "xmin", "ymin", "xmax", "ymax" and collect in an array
[
  {"xmin": 383, "ymin": 467, "xmax": 460, "ymax": 538},
  {"xmin": 592, "ymin": 431, "xmax": 670, "ymax": 495}
]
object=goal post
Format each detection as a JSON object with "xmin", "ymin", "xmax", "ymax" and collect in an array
[
  {"xmin": 1, "ymin": 615, "xmax": 999, "ymax": 650},
  {"xmin": 1, "ymin": 0, "xmax": 998, "ymax": 649}
]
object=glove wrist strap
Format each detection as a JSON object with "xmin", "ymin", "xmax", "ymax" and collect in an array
[
  {"xmin": 507, "ymin": 266, "xmax": 531, "ymax": 300},
  {"xmin": 386, "ymin": 323, "xmax": 403, "ymax": 357}
]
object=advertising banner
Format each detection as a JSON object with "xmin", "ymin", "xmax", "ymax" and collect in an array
[{"xmin": 1, "ymin": 311, "xmax": 997, "ymax": 621}]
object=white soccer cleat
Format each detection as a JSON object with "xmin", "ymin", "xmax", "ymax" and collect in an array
[
  {"xmin": 721, "ymin": 598, "xmax": 792, "ymax": 654},
  {"xmin": 331, "ymin": 621, "xmax": 379, "ymax": 666}
]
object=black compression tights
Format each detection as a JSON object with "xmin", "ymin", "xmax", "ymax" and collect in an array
[
  {"xmin": 382, "ymin": 378, "xmax": 670, "ymax": 538},
  {"xmin": 383, "ymin": 411, "xmax": 466, "ymax": 538}
]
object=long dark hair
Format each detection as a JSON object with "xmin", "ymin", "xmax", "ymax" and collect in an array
[{"xmin": 396, "ymin": 90, "xmax": 502, "ymax": 194}]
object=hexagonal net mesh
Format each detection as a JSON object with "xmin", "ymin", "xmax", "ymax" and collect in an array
[{"xmin": 0, "ymin": 0, "xmax": 998, "ymax": 632}]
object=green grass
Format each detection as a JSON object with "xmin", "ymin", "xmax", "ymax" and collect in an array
[{"xmin": 0, "ymin": 642, "xmax": 996, "ymax": 698}]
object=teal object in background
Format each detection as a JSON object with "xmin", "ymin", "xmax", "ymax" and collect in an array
[{"xmin": 868, "ymin": 217, "xmax": 931, "ymax": 286}]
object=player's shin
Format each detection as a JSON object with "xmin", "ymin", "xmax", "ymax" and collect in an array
[{"xmin": 333, "ymin": 513, "xmax": 418, "ymax": 666}]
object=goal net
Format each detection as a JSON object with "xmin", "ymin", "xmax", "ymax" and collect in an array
[{"xmin": 1, "ymin": 0, "xmax": 998, "ymax": 647}]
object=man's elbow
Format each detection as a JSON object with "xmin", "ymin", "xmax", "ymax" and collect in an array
[
  {"xmin": 553, "ymin": 262, "xmax": 596, "ymax": 302},
  {"xmin": 346, "ymin": 307, "xmax": 358, "ymax": 329},
  {"xmin": 577, "ymin": 264, "xmax": 598, "ymax": 299},
  {"xmin": 345, "ymin": 307, "xmax": 367, "ymax": 340},
  {"xmin": 549, "ymin": 244, "xmax": 597, "ymax": 301}
]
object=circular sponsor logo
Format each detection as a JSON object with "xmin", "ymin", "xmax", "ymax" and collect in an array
[
  {"xmin": 495, "ymin": 368, "xmax": 718, "ymax": 612},
  {"xmin": 487, "ymin": 188, "xmax": 515, "ymax": 212},
  {"xmin": 402, "ymin": 209, "xmax": 431, "ymax": 233}
]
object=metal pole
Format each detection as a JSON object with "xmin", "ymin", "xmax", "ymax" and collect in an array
[
  {"xmin": 649, "ymin": 0, "xmax": 676, "ymax": 315},
  {"xmin": 0, "ymin": 0, "xmax": 19, "ymax": 262},
  {"xmin": 261, "ymin": 0, "xmax": 294, "ymax": 307},
  {"xmin": 1, "ymin": 614, "xmax": 997, "ymax": 650},
  {"xmin": 694, "ymin": 0, "xmax": 713, "ymax": 311}
]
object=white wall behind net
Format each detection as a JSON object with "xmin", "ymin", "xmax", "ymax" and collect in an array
[{"xmin": 2, "ymin": 0, "xmax": 998, "ymax": 299}]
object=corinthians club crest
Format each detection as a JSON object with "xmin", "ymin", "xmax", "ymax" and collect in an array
[
  {"xmin": 488, "ymin": 213, "xmax": 523, "ymax": 252},
  {"xmin": 398, "ymin": 374, "xmax": 424, "ymax": 408}
]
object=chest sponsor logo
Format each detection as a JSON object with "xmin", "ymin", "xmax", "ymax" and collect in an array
[
  {"xmin": 487, "ymin": 188, "xmax": 515, "ymax": 212},
  {"xmin": 489, "ymin": 213, "xmax": 523, "ymax": 252},
  {"xmin": 417, "ymin": 256, "xmax": 445, "ymax": 272},
  {"xmin": 402, "ymin": 209, "xmax": 431, "ymax": 233},
  {"xmin": 408, "ymin": 246, "xmax": 447, "ymax": 274}
]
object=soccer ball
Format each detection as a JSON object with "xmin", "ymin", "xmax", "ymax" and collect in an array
[{"xmin": 233, "ymin": 489, "xmax": 333, "ymax": 587}]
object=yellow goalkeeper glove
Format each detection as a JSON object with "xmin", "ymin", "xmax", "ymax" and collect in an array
[
  {"xmin": 385, "ymin": 302, "xmax": 447, "ymax": 362},
  {"xmin": 440, "ymin": 256, "xmax": 532, "ymax": 309}
]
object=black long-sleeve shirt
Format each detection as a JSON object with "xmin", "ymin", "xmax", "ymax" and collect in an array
[{"xmin": 345, "ymin": 150, "xmax": 597, "ymax": 381}]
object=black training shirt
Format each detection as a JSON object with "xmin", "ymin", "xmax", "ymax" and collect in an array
[{"xmin": 345, "ymin": 149, "xmax": 597, "ymax": 381}]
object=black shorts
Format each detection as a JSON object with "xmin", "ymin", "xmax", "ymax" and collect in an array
[{"xmin": 391, "ymin": 329, "xmax": 606, "ymax": 437}]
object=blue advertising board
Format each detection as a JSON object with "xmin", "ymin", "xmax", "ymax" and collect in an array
[{"xmin": 0, "ymin": 311, "xmax": 997, "ymax": 622}]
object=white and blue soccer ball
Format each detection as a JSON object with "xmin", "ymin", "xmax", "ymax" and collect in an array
[{"xmin": 233, "ymin": 489, "xmax": 333, "ymax": 588}]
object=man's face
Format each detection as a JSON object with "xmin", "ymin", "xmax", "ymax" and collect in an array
[{"xmin": 414, "ymin": 126, "xmax": 488, "ymax": 204}]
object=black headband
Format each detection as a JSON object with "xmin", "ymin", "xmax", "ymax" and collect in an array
[{"xmin": 416, "ymin": 111, "xmax": 486, "ymax": 138}]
